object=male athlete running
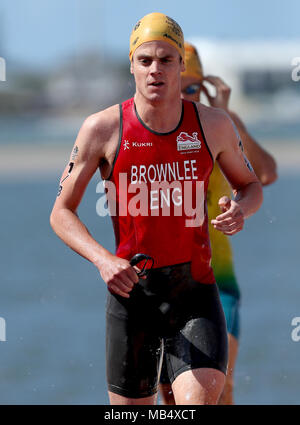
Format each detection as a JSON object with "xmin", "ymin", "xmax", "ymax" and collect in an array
[
  {"xmin": 159, "ymin": 42, "xmax": 277, "ymax": 405},
  {"xmin": 50, "ymin": 13, "xmax": 263, "ymax": 405}
]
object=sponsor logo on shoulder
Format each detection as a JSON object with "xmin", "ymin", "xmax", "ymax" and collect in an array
[
  {"xmin": 123, "ymin": 140, "xmax": 153, "ymax": 150},
  {"xmin": 177, "ymin": 132, "xmax": 201, "ymax": 151}
]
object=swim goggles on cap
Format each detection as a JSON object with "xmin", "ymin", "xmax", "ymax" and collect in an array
[{"xmin": 181, "ymin": 83, "xmax": 202, "ymax": 95}]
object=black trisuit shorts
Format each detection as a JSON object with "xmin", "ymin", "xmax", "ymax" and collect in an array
[{"xmin": 106, "ymin": 262, "xmax": 228, "ymax": 398}]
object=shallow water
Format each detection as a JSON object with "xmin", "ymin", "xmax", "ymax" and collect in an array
[{"xmin": 0, "ymin": 171, "xmax": 299, "ymax": 404}]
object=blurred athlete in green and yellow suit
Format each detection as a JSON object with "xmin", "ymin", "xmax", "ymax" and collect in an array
[{"xmin": 159, "ymin": 42, "xmax": 277, "ymax": 405}]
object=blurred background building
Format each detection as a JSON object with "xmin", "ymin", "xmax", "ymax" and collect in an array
[
  {"xmin": 192, "ymin": 38, "xmax": 300, "ymax": 139},
  {"xmin": 0, "ymin": 3, "xmax": 300, "ymax": 145}
]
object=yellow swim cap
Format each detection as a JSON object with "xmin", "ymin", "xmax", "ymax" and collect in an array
[
  {"xmin": 181, "ymin": 42, "xmax": 203, "ymax": 81},
  {"xmin": 129, "ymin": 12, "xmax": 184, "ymax": 61}
]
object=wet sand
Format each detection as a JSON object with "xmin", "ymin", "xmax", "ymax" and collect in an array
[
  {"xmin": 0, "ymin": 141, "xmax": 299, "ymax": 180},
  {"xmin": 0, "ymin": 145, "xmax": 70, "ymax": 180}
]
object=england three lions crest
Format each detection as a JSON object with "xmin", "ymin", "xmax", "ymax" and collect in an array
[{"xmin": 177, "ymin": 132, "xmax": 201, "ymax": 151}]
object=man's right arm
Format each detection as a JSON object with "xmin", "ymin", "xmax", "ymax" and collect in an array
[
  {"xmin": 199, "ymin": 104, "xmax": 263, "ymax": 235},
  {"xmin": 50, "ymin": 107, "xmax": 139, "ymax": 298}
]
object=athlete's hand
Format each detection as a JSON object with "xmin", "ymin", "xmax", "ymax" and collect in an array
[
  {"xmin": 201, "ymin": 75, "xmax": 231, "ymax": 110},
  {"xmin": 211, "ymin": 196, "xmax": 244, "ymax": 236},
  {"xmin": 96, "ymin": 255, "xmax": 144, "ymax": 298}
]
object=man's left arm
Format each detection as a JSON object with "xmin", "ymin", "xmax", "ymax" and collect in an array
[
  {"xmin": 211, "ymin": 112, "xmax": 263, "ymax": 235},
  {"xmin": 228, "ymin": 110, "xmax": 277, "ymax": 186},
  {"xmin": 202, "ymin": 75, "xmax": 277, "ymax": 186}
]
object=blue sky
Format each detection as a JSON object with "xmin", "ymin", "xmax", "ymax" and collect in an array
[{"xmin": 1, "ymin": 0, "xmax": 299, "ymax": 69}]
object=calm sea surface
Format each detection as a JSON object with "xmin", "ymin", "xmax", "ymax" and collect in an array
[
  {"xmin": 0, "ymin": 171, "xmax": 299, "ymax": 404},
  {"xmin": 0, "ymin": 115, "xmax": 300, "ymax": 144}
]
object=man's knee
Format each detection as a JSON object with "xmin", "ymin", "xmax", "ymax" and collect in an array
[
  {"xmin": 218, "ymin": 375, "xmax": 234, "ymax": 405},
  {"xmin": 159, "ymin": 383, "xmax": 175, "ymax": 405},
  {"xmin": 172, "ymin": 368, "xmax": 225, "ymax": 405}
]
